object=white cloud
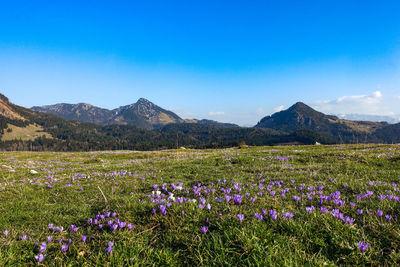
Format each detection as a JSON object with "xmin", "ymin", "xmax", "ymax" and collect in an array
[
  {"xmin": 336, "ymin": 90, "xmax": 382, "ymax": 104},
  {"xmin": 208, "ymin": 111, "xmax": 225, "ymax": 116},
  {"xmin": 274, "ymin": 105, "xmax": 285, "ymax": 112},
  {"xmin": 312, "ymin": 91, "xmax": 387, "ymax": 115}
]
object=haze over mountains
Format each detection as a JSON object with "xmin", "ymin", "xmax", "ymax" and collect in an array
[{"xmin": 1, "ymin": 92, "xmax": 400, "ymax": 151}]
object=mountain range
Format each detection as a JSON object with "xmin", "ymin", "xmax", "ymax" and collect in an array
[
  {"xmin": 1, "ymin": 93, "xmax": 400, "ymax": 151},
  {"xmin": 31, "ymin": 98, "xmax": 237, "ymax": 130}
]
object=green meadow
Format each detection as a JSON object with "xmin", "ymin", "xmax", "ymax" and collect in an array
[{"xmin": 1, "ymin": 144, "xmax": 400, "ymax": 266}]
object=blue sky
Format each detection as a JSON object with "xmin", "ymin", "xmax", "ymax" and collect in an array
[{"xmin": 1, "ymin": 0, "xmax": 400, "ymax": 125}]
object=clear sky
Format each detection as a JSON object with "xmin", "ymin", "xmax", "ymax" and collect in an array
[{"xmin": 1, "ymin": 0, "xmax": 400, "ymax": 125}]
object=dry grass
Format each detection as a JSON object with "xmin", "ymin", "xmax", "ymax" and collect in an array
[{"xmin": 1, "ymin": 124, "xmax": 53, "ymax": 141}]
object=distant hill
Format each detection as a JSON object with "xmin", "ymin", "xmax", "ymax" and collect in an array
[
  {"xmin": 32, "ymin": 98, "xmax": 238, "ymax": 129},
  {"xmin": 255, "ymin": 102, "xmax": 393, "ymax": 143}
]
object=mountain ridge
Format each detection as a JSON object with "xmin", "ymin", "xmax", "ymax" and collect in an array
[{"xmin": 32, "ymin": 98, "xmax": 238, "ymax": 129}]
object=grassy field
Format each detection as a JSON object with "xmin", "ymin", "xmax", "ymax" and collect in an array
[{"xmin": 0, "ymin": 144, "xmax": 400, "ymax": 266}]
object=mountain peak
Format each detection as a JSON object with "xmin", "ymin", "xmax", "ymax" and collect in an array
[
  {"xmin": 288, "ymin": 102, "xmax": 313, "ymax": 112},
  {"xmin": 136, "ymin": 98, "xmax": 152, "ymax": 105}
]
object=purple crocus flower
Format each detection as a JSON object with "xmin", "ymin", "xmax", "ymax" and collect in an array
[
  {"xmin": 110, "ymin": 224, "xmax": 118, "ymax": 232},
  {"xmin": 21, "ymin": 234, "xmax": 27, "ymax": 241},
  {"xmin": 61, "ymin": 244, "xmax": 69, "ymax": 252},
  {"xmin": 98, "ymin": 224, "xmax": 103, "ymax": 229},
  {"xmin": 233, "ymin": 195, "xmax": 243, "ymax": 205},
  {"xmin": 377, "ymin": 210, "xmax": 383, "ymax": 217},
  {"xmin": 3, "ymin": 230, "xmax": 8, "ymax": 238},
  {"xmin": 282, "ymin": 212, "xmax": 294, "ymax": 219},
  {"xmin": 320, "ymin": 207, "xmax": 329, "ymax": 214},
  {"xmin": 106, "ymin": 241, "xmax": 114, "ymax": 254},
  {"xmin": 34, "ymin": 254, "xmax": 46, "ymax": 263},
  {"xmin": 39, "ymin": 242, "xmax": 47, "ymax": 253},
  {"xmin": 118, "ymin": 222, "xmax": 126, "ymax": 229},
  {"xmin": 358, "ymin": 241, "xmax": 370, "ymax": 254},
  {"xmin": 269, "ymin": 210, "xmax": 277, "ymax": 221},
  {"xmin": 357, "ymin": 209, "xmax": 363, "ymax": 215},
  {"xmin": 70, "ymin": 225, "xmax": 78, "ymax": 232},
  {"xmin": 159, "ymin": 205, "xmax": 167, "ymax": 216},
  {"xmin": 306, "ymin": 206, "xmax": 315, "ymax": 215},
  {"xmin": 201, "ymin": 226, "xmax": 208, "ymax": 235},
  {"xmin": 254, "ymin": 213, "xmax": 263, "ymax": 221},
  {"xmin": 237, "ymin": 214, "xmax": 244, "ymax": 223},
  {"xmin": 128, "ymin": 224, "xmax": 134, "ymax": 231},
  {"xmin": 81, "ymin": 235, "xmax": 87, "ymax": 243},
  {"xmin": 293, "ymin": 196, "xmax": 300, "ymax": 203},
  {"xmin": 47, "ymin": 236, "xmax": 52, "ymax": 243}
]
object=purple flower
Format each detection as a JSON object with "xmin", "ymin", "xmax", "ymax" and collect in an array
[
  {"xmin": 254, "ymin": 213, "xmax": 263, "ymax": 221},
  {"xmin": 70, "ymin": 224, "xmax": 78, "ymax": 232},
  {"xmin": 269, "ymin": 210, "xmax": 277, "ymax": 221},
  {"xmin": 357, "ymin": 209, "xmax": 363, "ymax": 215},
  {"xmin": 98, "ymin": 224, "xmax": 103, "ymax": 229},
  {"xmin": 128, "ymin": 224, "xmax": 134, "ymax": 230},
  {"xmin": 106, "ymin": 246, "xmax": 113, "ymax": 254},
  {"xmin": 118, "ymin": 222, "xmax": 126, "ymax": 229},
  {"xmin": 237, "ymin": 214, "xmax": 244, "ymax": 223},
  {"xmin": 342, "ymin": 216, "xmax": 355, "ymax": 225},
  {"xmin": 39, "ymin": 242, "xmax": 47, "ymax": 253},
  {"xmin": 282, "ymin": 212, "xmax": 294, "ymax": 219},
  {"xmin": 47, "ymin": 236, "xmax": 52, "ymax": 243},
  {"xmin": 61, "ymin": 244, "xmax": 69, "ymax": 252},
  {"xmin": 3, "ymin": 230, "xmax": 8, "ymax": 238},
  {"xmin": 88, "ymin": 218, "xmax": 93, "ymax": 224},
  {"xmin": 306, "ymin": 206, "xmax": 315, "ymax": 215},
  {"xmin": 21, "ymin": 234, "xmax": 27, "ymax": 241},
  {"xmin": 201, "ymin": 226, "xmax": 208, "ymax": 235},
  {"xmin": 233, "ymin": 194, "xmax": 243, "ymax": 205},
  {"xmin": 108, "ymin": 241, "xmax": 114, "ymax": 247},
  {"xmin": 159, "ymin": 205, "xmax": 167, "ymax": 216},
  {"xmin": 293, "ymin": 196, "xmax": 300, "ymax": 203},
  {"xmin": 358, "ymin": 241, "xmax": 370, "ymax": 254},
  {"xmin": 34, "ymin": 254, "xmax": 46, "ymax": 263},
  {"xmin": 81, "ymin": 235, "xmax": 87, "ymax": 243},
  {"xmin": 110, "ymin": 224, "xmax": 118, "ymax": 232},
  {"xmin": 377, "ymin": 210, "xmax": 383, "ymax": 217},
  {"xmin": 385, "ymin": 215, "xmax": 393, "ymax": 221},
  {"xmin": 320, "ymin": 207, "xmax": 329, "ymax": 214}
]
